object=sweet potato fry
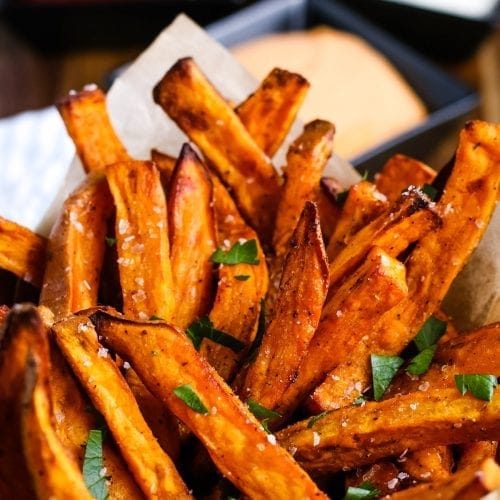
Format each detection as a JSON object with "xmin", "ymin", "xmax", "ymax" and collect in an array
[
  {"xmin": 326, "ymin": 181, "xmax": 388, "ymax": 261},
  {"xmin": 375, "ymin": 154, "xmax": 436, "ymax": 203},
  {"xmin": 400, "ymin": 446, "xmax": 453, "ymax": 482},
  {"xmin": 199, "ymin": 175, "xmax": 268, "ymax": 382},
  {"xmin": 0, "ymin": 304, "xmax": 47, "ymax": 499},
  {"xmin": 90, "ymin": 310, "xmax": 327, "ymax": 500},
  {"xmin": 39, "ymin": 173, "xmax": 113, "ymax": 320},
  {"xmin": 389, "ymin": 458, "xmax": 500, "ymax": 500},
  {"xmin": 151, "ymin": 148, "xmax": 177, "ymax": 192},
  {"xmin": 317, "ymin": 177, "xmax": 342, "ymax": 243},
  {"xmin": 241, "ymin": 202, "xmax": 328, "ymax": 410},
  {"xmin": 22, "ymin": 338, "xmax": 92, "ymax": 500},
  {"xmin": 314, "ymin": 121, "xmax": 500, "ymax": 410},
  {"xmin": 277, "ymin": 388, "xmax": 500, "ymax": 475},
  {"xmin": 48, "ymin": 342, "xmax": 143, "ymax": 498},
  {"xmin": 273, "ymin": 120, "xmax": 335, "ymax": 257},
  {"xmin": 345, "ymin": 460, "xmax": 402, "ymax": 497},
  {"xmin": 385, "ymin": 322, "xmax": 500, "ymax": 398},
  {"xmin": 235, "ymin": 68, "xmax": 310, "ymax": 158},
  {"xmin": 105, "ymin": 160, "xmax": 175, "ymax": 321},
  {"xmin": 153, "ymin": 57, "xmax": 280, "ymax": 243},
  {"xmin": 327, "ymin": 187, "xmax": 440, "ymax": 289},
  {"xmin": 0, "ymin": 217, "xmax": 47, "ymax": 287},
  {"xmin": 151, "ymin": 148, "xmax": 177, "ymax": 179},
  {"xmin": 457, "ymin": 441, "xmax": 498, "ymax": 470},
  {"xmin": 57, "ymin": 86, "xmax": 130, "ymax": 173},
  {"xmin": 53, "ymin": 315, "xmax": 191, "ymax": 498},
  {"xmin": 168, "ymin": 144, "xmax": 216, "ymax": 329},
  {"xmin": 277, "ymin": 246, "xmax": 407, "ymax": 418}
]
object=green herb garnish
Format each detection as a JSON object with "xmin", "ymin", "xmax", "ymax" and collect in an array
[
  {"xmin": 307, "ymin": 411, "xmax": 328, "ymax": 428},
  {"xmin": 422, "ymin": 183, "xmax": 438, "ymax": 201},
  {"xmin": 210, "ymin": 240, "xmax": 260, "ymax": 265},
  {"xmin": 343, "ymin": 481, "xmax": 381, "ymax": 500},
  {"xmin": 247, "ymin": 398, "xmax": 281, "ymax": 432},
  {"xmin": 454, "ymin": 374, "xmax": 498, "ymax": 402},
  {"xmin": 406, "ymin": 345, "xmax": 437, "ymax": 376},
  {"xmin": 413, "ymin": 316, "xmax": 447, "ymax": 351},
  {"xmin": 353, "ymin": 395, "xmax": 367, "ymax": 406},
  {"xmin": 371, "ymin": 354, "xmax": 404, "ymax": 401},
  {"xmin": 186, "ymin": 316, "xmax": 244, "ymax": 353},
  {"xmin": 234, "ymin": 275, "xmax": 250, "ymax": 281},
  {"xmin": 173, "ymin": 384, "xmax": 209, "ymax": 414},
  {"xmin": 105, "ymin": 236, "xmax": 117, "ymax": 247},
  {"xmin": 82, "ymin": 429, "xmax": 108, "ymax": 500},
  {"xmin": 149, "ymin": 315, "xmax": 165, "ymax": 321}
]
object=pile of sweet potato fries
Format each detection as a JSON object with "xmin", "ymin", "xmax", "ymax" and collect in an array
[{"xmin": 1, "ymin": 57, "xmax": 499, "ymax": 499}]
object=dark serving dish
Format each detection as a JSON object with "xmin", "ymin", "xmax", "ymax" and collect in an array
[{"xmin": 206, "ymin": 0, "xmax": 479, "ymax": 176}]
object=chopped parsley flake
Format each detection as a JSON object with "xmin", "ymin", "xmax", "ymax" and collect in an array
[
  {"xmin": 173, "ymin": 384, "xmax": 209, "ymax": 414},
  {"xmin": 82, "ymin": 429, "xmax": 108, "ymax": 500},
  {"xmin": 371, "ymin": 354, "xmax": 404, "ymax": 401},
  {"xmin": 414, "ymin": 316, "xmax": 447, "ymax": 351},
  {"xmin": 186, "ymin": 316, "xmax": 244, "ymax": 353},
  {"xmin": 343, "ymin": 481, "xmax": 381, "ymax": 500},
  {"xmin": 234, "ymin": 275, "xmax": 250, "ymax": 281},
  {"xmin": 210, "ymin": 240, "xmax": 260, "ymax": 265},
  {"xmin": 307, "ymin": 411, "xmax": 328, "ymax": 428},
  {"xmin": 454, "ymin": 374, "xmax": 498, "ymax": 402}
]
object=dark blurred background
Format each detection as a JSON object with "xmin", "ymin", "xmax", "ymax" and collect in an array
[{"xmin": 0, "ymin": 0, "xmax": 498, "ymax": 124}]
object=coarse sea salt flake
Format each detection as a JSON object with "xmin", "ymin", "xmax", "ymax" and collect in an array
[
  {"xmin": 387, "ymin": 478, "xmax": 398, "ymax": 489},
  {"xmin": 98, "ymin": 347, "xmax": 108, "ymax": 358},
  {"xmin": 118, "ymin": 219, "xmax": 130, "ymax": 235},
  {"xmin": 312, "ymin": 432, "xmax": 320, "ymax": 447}
]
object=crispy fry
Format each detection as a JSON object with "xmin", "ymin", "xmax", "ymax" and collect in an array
[
  {"xmin": 39, "ymin": 174, "xmax": 113, "ymax": 320},
  {"xmin": 457, "ymin": 441, "xmax": 498, "ymax": 470},
  {"xmin": 317, "ymin": 177, "xmax": 342, "ymax": 243},
  {"xmin": 21, "ymin": 332, "xmax": 92, "ymax": 499},
  {"xmin": 168, "ymin": 144, "xmax": 216, "ymax": 329},
  {"xmin": 277, "ymin": 388, "xmax": 500, "ymax": 475},
  {"xmin": 400, "ymin": 446, "xmax": 453, "ymax": 482},
  {"xmin": 0, "ymin": 216, "xmax": 47, "ymax": 287},
  {"xmin": 326, "ymin": 181, "xmax": 388, "ymax": 261},
  {"xmin": 236, "ymin": 68, "xmax": 310, "ymax": 158},
  {"xmin": 389, "ymin": 458, "xmax": 500, "ymax": 500},
  {"xmin": 105, "ymin": 160, "xmax": 175, "ymax": 321},
  {"xmin": 153, "ymin": 57, "xmax": 281, "ymax": 243},
  {"xmin": 199, "ymin": 175, "xmax": 268, "ymax": 382},
  {"xmin": 151, "ymin": 148, "xmax": 177, "ymax": 180},
  {"xmin": 313, "ymin": 123, "xmax": 500, "ymax": 409},
  {"xmin": 57, "ymin": 86, "xmax": 130, "ymax": 173},
  {"xmin": 375, "ymin": 154, "xmax": 436, "ymax": 203},
  {"xmin": 273, "ymin": 120, "xmax": 335, "ymax": 257},
  {"xmin": 242, "ymin": 202, "xmax": 328, "ymax": 410},
  {"xmin": 49, "ymin": 342, "xmax": 143, "ymax": 498},
  {"xmin": 345, "ymin": 460, "xmax": 402, "ymax": 497},
  {"xmin": 90, "ymin": 310, "xmax": 327, "ymax": 500},
  {"xmin": 278, "ymin": 246, "xmax": 407, "ymax": 418},
  {"xmin": 0, "ymin": 305, "xmax": 47, "ymax": 499},
  {"xmin": 53, "ymin": 315, "xmax": 191, "ymax": 498},
  {"xmin": 328, "ymin": 187, "xmax": 440, "ymax": 289}
]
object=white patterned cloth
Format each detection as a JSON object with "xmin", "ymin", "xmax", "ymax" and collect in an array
[{"xmin": 0, "ymin": 106, "xmax": 74, "ymax": 232}]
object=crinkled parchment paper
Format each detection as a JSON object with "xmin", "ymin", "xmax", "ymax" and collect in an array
[{"xmin": 37, "ymin": 14, "xmax": 498, "ymax": 331}]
